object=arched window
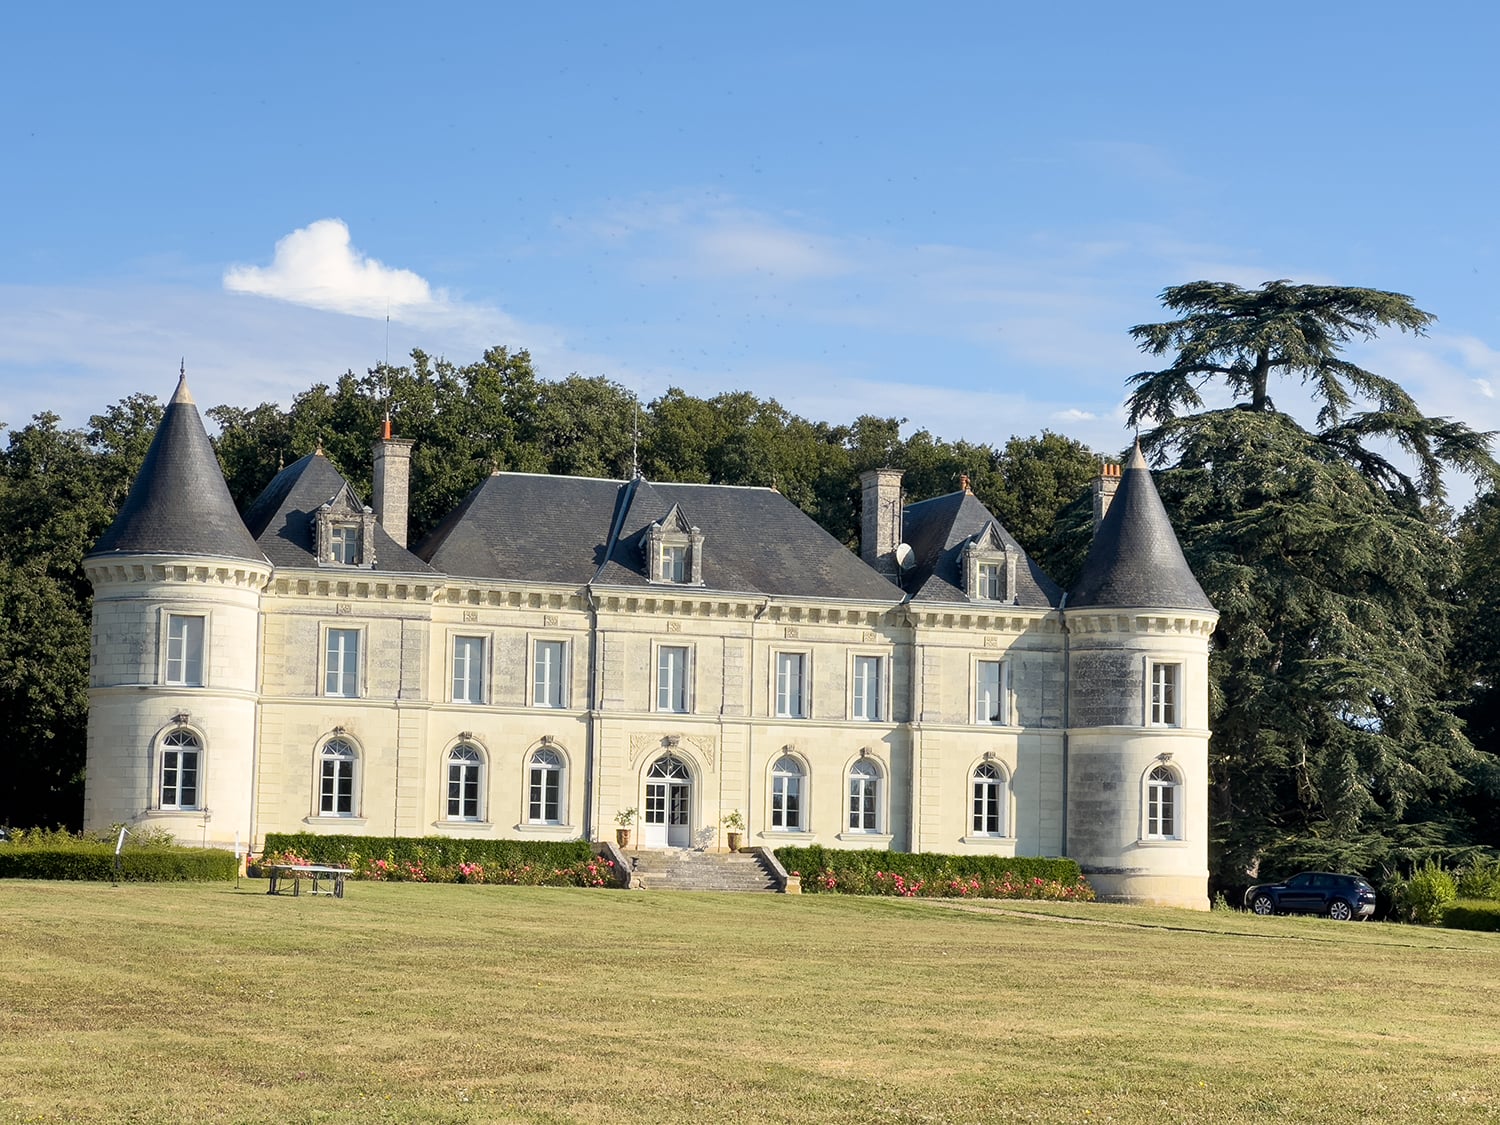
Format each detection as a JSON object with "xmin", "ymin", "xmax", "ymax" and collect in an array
[
  {"xmin": 159, "ymin": 730, "xmax": 201, "ymax": 810},
  {"xmin": 972, "ymin": 762, "xmax": 1006, "ymax": 836},
  {"xmin": 447, "ymin": 744, "xmax": 484, "ymax": 821},
  {"xmin": 1146, "ymin": 764, "xmax": 1180, "ymax": 839},
  {"xmin": 848, "ymin": 759, "xmax": 881, "ymax": 833},
  {"xmin": 771, "ymin": 755, "xmax": 804, "ymax": 831},
  {"xmin": 319, "ymin": 739, "xmax": 358, "ymax": 817},
  {"xmin": 527, "ymin": 748, "xmax": 565, "ymax": 825}
]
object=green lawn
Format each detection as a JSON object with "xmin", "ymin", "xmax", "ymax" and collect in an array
[{"xmin": 2, "ymin": 882, "xmax": 1497, "ymax": 1124}]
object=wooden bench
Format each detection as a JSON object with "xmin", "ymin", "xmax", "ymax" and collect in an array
[{"xmin": 265, "ymin": 864, "xmax": 353, "ymax": 899}]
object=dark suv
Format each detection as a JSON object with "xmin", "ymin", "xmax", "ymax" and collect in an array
[{"xmin": 1243, "ymin": 872, "xmax": 1377, "ymax": 921}]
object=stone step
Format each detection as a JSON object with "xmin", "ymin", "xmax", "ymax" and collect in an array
[{"xmin": 622, "ymin": 849, "xmax": 778, "ymax": 892}]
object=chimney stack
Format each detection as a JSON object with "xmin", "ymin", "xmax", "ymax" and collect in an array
[
  {"xmin": 372, "ymin": 419, "xmax": 415, "ymax": 547},
  {"xmin": 859, "ymin": 468, "xmax": 904, "ymax": 580},
  {"xmin": 1092, "ymin": 459, "xmax": 1121, "ymax": 530}
]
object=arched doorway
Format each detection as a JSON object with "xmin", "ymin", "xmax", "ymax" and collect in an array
[{"xmin": 643, "ymin": 754, "xmax": 691, "ymax": 848}]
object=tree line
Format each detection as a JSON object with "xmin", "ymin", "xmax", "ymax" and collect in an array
[{"xmin": 3, "ymin": 280, "xmax": 1495, "ymax": 888}]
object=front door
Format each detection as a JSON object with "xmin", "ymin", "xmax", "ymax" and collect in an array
[{"xmin": 643, "ymin": 754, "xmax": 691, "ymax": 848}]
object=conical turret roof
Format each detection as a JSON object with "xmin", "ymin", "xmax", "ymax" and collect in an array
[
  {"xmin": 89, "ymin": 373, "xmax": 265, "ymax": 563},
  {"xmin": 1069, "ymin": 442, "xmax": 1213, "ymax": 612}
]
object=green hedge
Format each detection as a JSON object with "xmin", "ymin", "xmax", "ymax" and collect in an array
[
  {"xmin": 774, "ymin": 846, "xmax": 1091, "ymax": 900},
  {"xmin": 259, "ymin": 834, "xmax": 617, "ymax": 886},
  {"xmin": 0, "ymin": 846, "xmax": 236, "ymax": 882},
  {"xmin": 1442, "ymin": 899, "xmax": 1500, "ymax": 933}
]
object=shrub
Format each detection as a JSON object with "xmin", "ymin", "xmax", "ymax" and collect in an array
[
  {"xmin": 1441, "ymin": 900, "xmax": 1500, "ymax": 933},
  {"xmin": 1393, "ymin": 860, "xmax": 1457, "ymax": 925},
  {"xmin": 0, "ymin": 844, "xmax": 236, "ymax": 882},
  {"xmin": 1455, "ymin": 856, "xmax": 1500, "ymax": 902},
  {"xmin": 775, "ymin": 846, "xmax": 1092, "ymax": 901},
  {"xmin": 260, "ymin": 834, "xmax": 619, "ymax": 887}
]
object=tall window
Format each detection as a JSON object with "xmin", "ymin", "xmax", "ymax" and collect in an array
[
  {"xmin": 972, "ymin": 763, "xmax": 1005, "ymax": 836},
  {"xmin": 159, "ymin": 730, "xmax": 200, "ymax": 809},
  {"xmin": 657, "ymin": 645, "xmax": 690, "ymax": 713},
  {"xmin": 452, "ymin": 636, "xmax": 485, "ymax": 704},
  {"xmin": 1147, "ymin": 765, "xmax": 1179, "ymax": 838},
  {"xmin": 319, "ymin": 739, "xmax": 358, "ymax": 816},
  {"xmin": 852, "ymin": 656, "xmax": 882, "ymax": 721},
  {"xmin": 165, "ymin": 614, "xmax": 205, "ymax": 686},
  {"xmin": 771, "ymin": 756, "xmax": 804, "ymax": 830},
  {"xmin": 1151, "ymin": 663, "xmax": 1180, "ymax": 726},
  {"xmin": 776, "ymin": 652, "xmax": 808, "ymax": 718},
  {"xmin": 528, "ymin": 748, "xmax": 564, "ymax": 824},
  {"xmin": 977, "ymin": 562, "xmax": 1003, "ymax": 600},
  {"xmin": 533, "ymin": 641, "xmax": 567, "ymax": 708},
  {"xmin": 330, "ymin": 525, "xmax": 359, "ymax": 564},
  {"xmin": 447, "ymin": 744, "xmax": 484, "ymax": 821},
  {"xmin": 325, "ymin": 628, "xmax": 360, "ymax": 698},
  {"xmin": 661, "ymin": 544, "xmax": 687, "ymax": 583},
  {"xmin": 975, "ymin": 660, "xmax": 1007, "ymax": 724},
  {"xmin": 848, "ymin": 759, "xmax": 880, "ymax": 832}
]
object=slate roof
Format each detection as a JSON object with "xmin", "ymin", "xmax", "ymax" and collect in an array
[
  {"xmin": 88, "ymin": 375, "xmax": 266, "ymax": 564},
  {"xmin": 419, "ymin": 473, "xmax": 903, "ymax": 601},
  {"xmin": 242, "ymin": 452, "xmax": 435, "ymax": 574},
  {"xmin": 1069, "ymin": 443, "xmax": 1214, "ymax": 612},
  {"xmin": 417, "ymin": 473, "xmax": 625, "ymax": 585},
  {"xmin": 901, "ymin": 490, "xmax": 1063, "ymax": 608}
]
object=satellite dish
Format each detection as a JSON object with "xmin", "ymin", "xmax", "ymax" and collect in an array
[{"xmin": 894, "ymin": 543, "xmax": 915, "ymax": 571}]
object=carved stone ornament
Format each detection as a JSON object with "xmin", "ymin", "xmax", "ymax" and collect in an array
[{"xmin": 628, "ymin": 732, "xmax": 717, "ymax": 768}]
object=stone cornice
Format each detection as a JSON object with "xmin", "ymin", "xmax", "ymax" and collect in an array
[
  {"xmin": 1063, "ymin": 609, "xmax": 1218, "ymax": 637},
  {"xmin": 86, "ymin": 556, "xmax": 272, "ymax": 591}
]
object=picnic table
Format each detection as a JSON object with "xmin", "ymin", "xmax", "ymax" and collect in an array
[{"xmin": 265, "ymin": 864, "xmax": 353, "ymax": 898}]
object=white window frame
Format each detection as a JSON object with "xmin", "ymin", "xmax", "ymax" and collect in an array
[
  {"xmin": 1150, "ymin": 661, "xmax": 1182, "ymax": 727},
  {"xmin": 451, "ymin": 634, "xmax": 486, "ymax": 705},
  {"xmin": 532, "ymin": 638, "xmax": 569, "ymax": 709},
  {"xmin": 847, "ymin": 758, "xmax": 882, "ymax": 833},
  {"xmin": 850, "ymin": 654, "xmax": 884, "ymax": 722},
  {"xmin": 318, "ymin": 738, "xmax": 360, "ymax": 817},
  {"xmin": 774, "ymin": 650, "xmax": 810, "ymax": 719},
  {"xmin": 526, "ymin": 747, "xmax": 566, "ymax": 825},
  {"xmin": 971, "ymin": 761, "xmax": 1007, "ymax": 837},
  {"xmin": 974, "ymin": 658, "xmax": 1010, "ymax": 725},
  {"xmin": 655, "ymin": 643, "xmax": 693, "ymax": 714},
  {"xmin": 323, "ymin": 626, "xmax": 362, "ymax": 698},
  {"xmin": 446, "ymin": 743, "xmax": 485, "ymax": 822},
  {"xmin": 165, "ymin": 618, "xmax": 207, "ymax": 687},
  {"xmin": 1144, "ymin": 763, "xmax": 1182, "ymax": 840},
  {"xmin": 769, "ymin": 754, "xmax": 807, "ymax": 832},
  {"xmin": 329, "ymin": 524, "xmax": 360, "ymax": 565},
  {"xmin": 158, "ymin": 728, "xmax": 202, "ymax": 810},
  {"xmin": 976, "ymin": 562, "xmax": 1003, "ymax": 601},
  {"xmin": 661, "ymin": 544, "xmax": 687, "ymax": 583}
]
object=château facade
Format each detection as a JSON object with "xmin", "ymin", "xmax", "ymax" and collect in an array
[{"xmin": 84, "ymin": 375, "xmax": 1217, "ymax": 908}]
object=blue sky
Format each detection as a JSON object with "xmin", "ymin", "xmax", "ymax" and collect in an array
[{"xmin": 3, "ymin": 2, "xmax": 1496, "ymax": 496}]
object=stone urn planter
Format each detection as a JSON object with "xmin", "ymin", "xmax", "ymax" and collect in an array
[
  {"xmin": 725, "ymin": 830, "xmax": 743, "ymax": 852},
  {"xmin": 616, "ymin": 828, "xmax": 632, "ymax": 849}
]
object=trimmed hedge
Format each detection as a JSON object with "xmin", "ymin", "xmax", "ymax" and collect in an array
[
  {"xmin": 774, "ymin": 845, "xmax": 1091, "ymax": 899},
  {"xmin": 260, "ymin": 834, "xmax": 619, "ymax": 885},
  {"xmin": 1442, "ymin": 899, "xmax": 1500, "ymax": 933},
  {"xmin": 0, "ymin": 845, "xmax": 236, "ymax": 882}
]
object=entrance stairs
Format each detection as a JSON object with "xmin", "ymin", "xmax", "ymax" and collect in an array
[{"xmin": 624, "ymin": 848, "xmax": 780, "ymax": 892}]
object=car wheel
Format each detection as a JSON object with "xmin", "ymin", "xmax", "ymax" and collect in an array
[
  {"xmin": 1251, "ymin": 894, "xmax": 1275, "ymax": 916},
  {"xmin": 1327, "ymin": 899, "xmax": 1354, "ymax": 921}
]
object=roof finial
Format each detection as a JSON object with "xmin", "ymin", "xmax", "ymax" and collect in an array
[
  {"xmin": 315, "ymin": 438, "xmax": 324, "ymax": 456},
  {"xmin": 959, "ymin": 473, "xmax": 971, "ymax": 493},
  {"xmin": 631, "ymin": 395, "xmax": 641, "ymax": 480},
  {"xmin": 171, "ymin": 359, "xmax": 194, "ymax": 405}
]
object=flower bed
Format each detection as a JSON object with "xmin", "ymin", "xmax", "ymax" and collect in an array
[
  {"xmin": 257, "ymin": 834, "xmax": 619, "ymax": 887},
  {"xmin": 776, "ymin": 845, "xmax": 1094, "ymax": 901}
]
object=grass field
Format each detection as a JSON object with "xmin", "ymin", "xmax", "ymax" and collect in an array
[{"xmin": 2, "ymin": 882, "xmax": 1498, "ymax": 1124}]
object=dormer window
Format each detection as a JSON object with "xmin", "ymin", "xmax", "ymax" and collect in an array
[
  {"xmin": 963, "ymin": 523, "xmax": 1016, "ymax": 603},
  {"xmin": 645, "ymin": 505, "xmax": 705, "ymax": 586},
  {"xmin": 330, "ymin": 525, "xmax": 359, "ymax": 565},
  {"xmin": 312, "ymin": 492, "xmax": 379, "ymax": 568}
]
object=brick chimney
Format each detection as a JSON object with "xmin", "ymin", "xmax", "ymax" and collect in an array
[
  {"xmin": 859, "ymin": 468, "xmax": 904, "ymax": 580},
  {"xmin": 1092, "ymin": 459, "xmax": 1121, "ymax": 530},
  {"xmin": 371, "ymin": 416, "xmax": 415, "ymax": 547}
]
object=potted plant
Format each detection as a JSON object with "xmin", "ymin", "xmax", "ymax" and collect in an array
[
  {"xmin": 721, "ymin": 810, "xmax": 745, "ymax": 852},
  {"xmin": 615, "ymin": 807, "xmax": 638, "ymax": 849}
]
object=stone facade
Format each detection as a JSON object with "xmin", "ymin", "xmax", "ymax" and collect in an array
[{"xmin": 84, "ymin": 381, "xmax": 1217, "ymax": 909}]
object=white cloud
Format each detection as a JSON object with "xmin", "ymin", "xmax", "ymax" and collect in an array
[
  {"xmin": 1475, "ymin": 378, "xmax": 1494, "ymax": 399},
  {"xmin": 224, "ymin": 219, "xmax": 435, "ymax": 318}
]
